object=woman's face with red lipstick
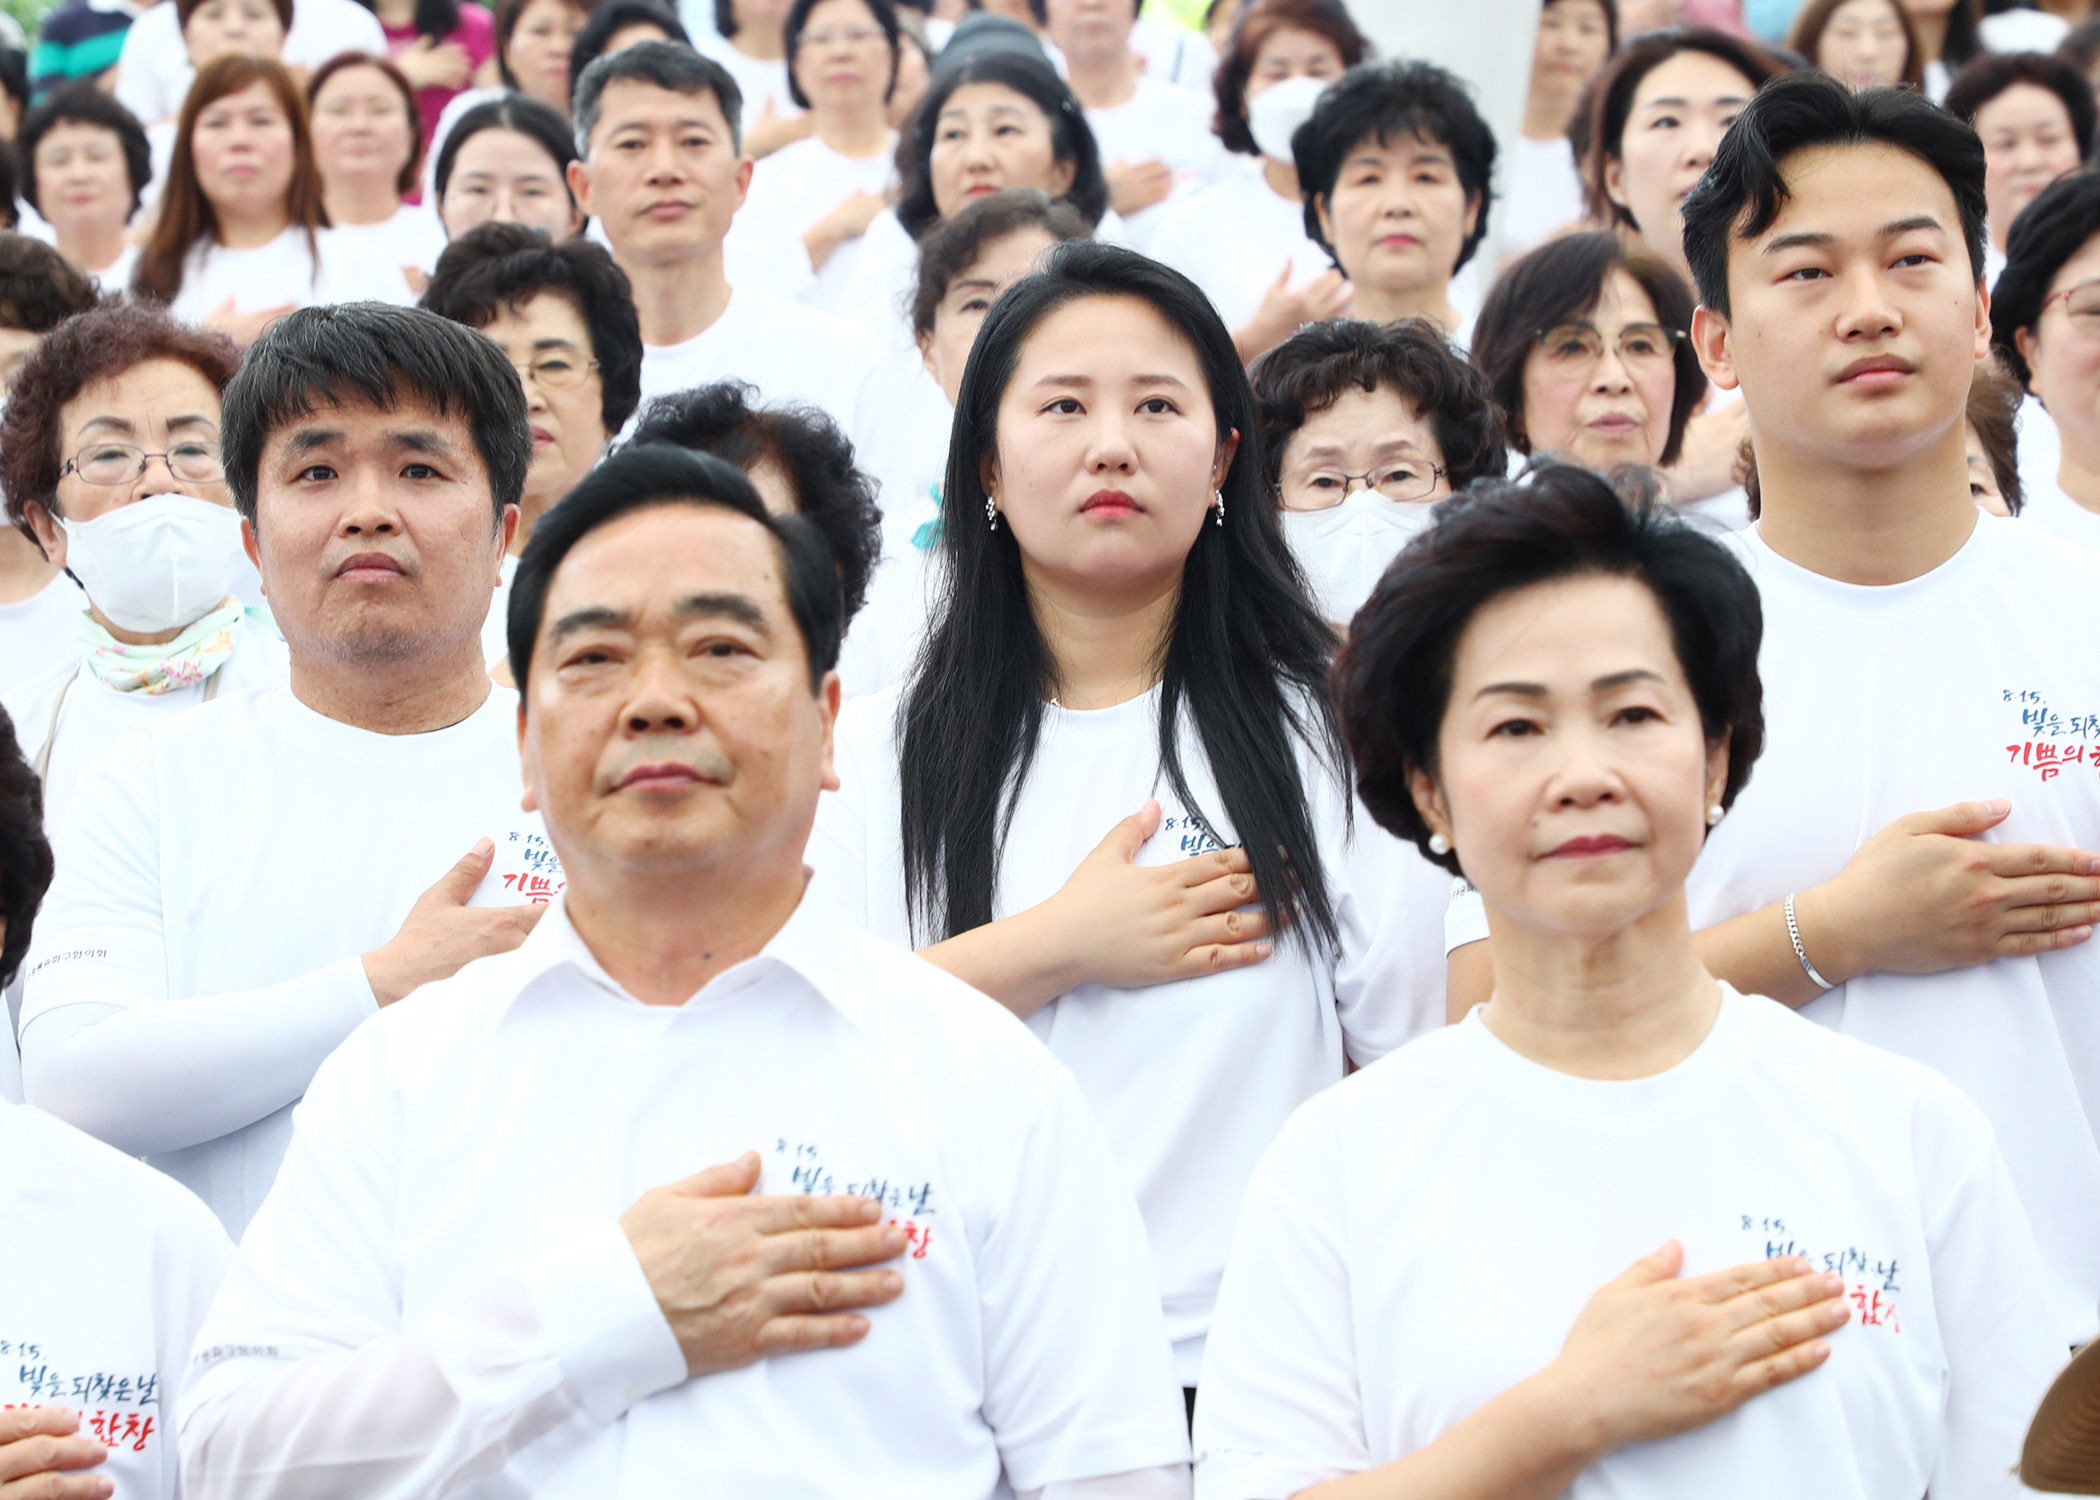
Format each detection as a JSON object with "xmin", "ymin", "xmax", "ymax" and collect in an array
[
  {"xmin": 1316, "ymin": 126, "xmax": 1477, "ymax": 306},
  {"xmin": 982, "ymin": 292, "xmax": 1238, "ymax": 602},
  {"xmin": 1410, "ymin": 572, "xmax": 1729, "ymax": 937}
]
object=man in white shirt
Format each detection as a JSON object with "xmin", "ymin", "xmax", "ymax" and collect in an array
[
  {"xmin": 1669, "ymin": 75, "xmax": 2100, "ymax": 1342},
  {"xmin": 567, "ymin": 41, "xmax": 934, "ymax": 500},
  {"xmin": 112, "ymin": 0, "xmax": 385, "ymax": 124},
  {"xmin": 19, "ymin": 304, "xmax": 554, "ymax": 1238},
  {"xmin": 178, "ymin": 441, "xmax": 1193, "ymax": 1499}
]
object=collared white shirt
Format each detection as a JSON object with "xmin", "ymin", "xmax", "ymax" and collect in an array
[{"xmin": 180, "ymin": 893, "xmax": 1191, "ymax": 1500}]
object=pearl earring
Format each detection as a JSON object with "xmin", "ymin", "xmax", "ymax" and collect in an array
[
  {"xmin": 1214, "ymin": 488, "xmax": 1225, "ymax": 527},
  {"xmin": 1428, "ymin": 832, "xmax": 1452, "ymax": 856},
  {"xmin": 1706, "ymin": 803, "xmax": 1726, "ymax": 827},
  {"xmin": 985, "ymin": 494, "xmax": 997, "ymax": 530}
]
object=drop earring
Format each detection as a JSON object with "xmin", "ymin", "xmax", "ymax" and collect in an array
[
  {"xmin": 1428, "ymin": 832, "xmax": 1452, "ymax": 856},
  {"xmin": 985, "ymin": 494, "xmax": 997, "ymax": 530},
  {"xmin": 1214, "ymin": 488, "xmax": 1225, "ymax": 527}
]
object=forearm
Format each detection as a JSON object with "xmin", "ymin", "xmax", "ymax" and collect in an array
[
  {"xmin": 1296, "ymin": 1369, "xmax": 1599, "ymax": 1500},
  {"xmin": 918, "ymin": 906, "xmax": 1077, "ymax": 1019},
  {"xmin": 20, "ymin": 957, "xmax": 376, "ymax": 1156},
  {"xmin": 1694, "ymin": 886, "xmax": 1853, "ymax": 1011}
]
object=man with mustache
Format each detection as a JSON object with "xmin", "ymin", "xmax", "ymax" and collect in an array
[
  {"xmin": 19, "ymin": 303, "xmax": 554, "ymax": 1238},
  {"xmin": 178, "ymin": 443, "xmax": 1192, "ymax": 1499}
]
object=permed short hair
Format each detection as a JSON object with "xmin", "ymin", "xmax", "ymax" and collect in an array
[
  {"xmin": 1993, "ymin": 167, "xmax": 2100, "ymax": 385},
  {"xmin": 1291, "ymin": 59, "xmax": 1497, "ymax": 276},
  {"xmin": 0, "ymin": 705, "xmax": 53, "ymax": 988},
  {"xmin": 18, "ymin": 84, "xmax": 153, "ymax": 220},
  {"xmin": 2, "ymin": 301, "xmax": 239, "ymax": 529},
  {"xmin": 568, "ymin": 0, "xmax": 691, "ymax": 106},
  {"xmin": 1249, "ymin": 317, "xmax": 1507, "ymax": 501},
  {"xmin": 573, "ymin": 38, "xmax": 743, "ymax": 157},
  {"xmin": 783, "ymin": 0, "xmax": 900, "ymax": 109},
  {"xmin": 0, "ymin": 232, "xmax": 97, "ymax": 334},
  {"xmin": 1680, "ymin": 73, "xmax": 1988, "ymax": 319},
  {"xmin": 221, "ymin": 302, "xmax": 532, "ymax": 529},
  {"xmin": 421, "ymin": 221, "xmax": 644, "ymax": 436},
  {"xmin": 1331, "ymin": 462, "xmax": 1766, "ymax": 877},
  {"xmin": 627, "ymin": 381, "xmax": 883, "ymax": 621},
  {"xmin": 910, "ymin": 188, "xmax": 1091, "ymax": 338},
  {"xmin": 1943, "ymin": 49, "xmax": 2097, "ymax": 168},
  {"xmin": 507, "ymin": 442, "xmax": 844, "ymax": 689},
  {"xmin": 1470, "ymin": 230, "xmax": 1705, "ymax": 466}
]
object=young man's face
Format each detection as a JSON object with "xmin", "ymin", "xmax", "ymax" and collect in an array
[
  {"xmin": 1693, "ymin": 140, "xmax": 1989, "ymax": 475},
  {"xmin": 569, "ymin": 80, "xmax": 751, "ymax": 269}
]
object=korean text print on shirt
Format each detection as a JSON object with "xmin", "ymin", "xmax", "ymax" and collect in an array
[{"xmin": 1686, "ymin": 519, "xmax": 2100, "ymax": 1344}]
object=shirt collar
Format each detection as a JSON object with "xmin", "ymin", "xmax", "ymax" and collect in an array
[{"xmin": 508, "ymin": 876, "xmax": 871, "ymax": 1026}]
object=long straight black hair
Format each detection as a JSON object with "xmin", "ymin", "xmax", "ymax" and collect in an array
[{"xmin": 899, "ymin": 240, "xmax": 1346, "ymax": 958}]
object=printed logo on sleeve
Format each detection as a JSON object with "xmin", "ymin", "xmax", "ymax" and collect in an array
[
  {"xmin": 1741, "ymin": 1216, "xmax": 1904, "ymax": 1332},
  {"xmin": 775, "ymin": 1139, "xmax": 938, "ymax": 1260}
]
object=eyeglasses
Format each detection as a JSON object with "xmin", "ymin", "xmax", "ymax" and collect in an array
[
  {"xmin": 62, "ymin": 440, "xmax": 224, "ymax": 486},
  {"xmin": 2042, "ymin": 278, "xmax": 2100, "ymax": 329},
  {"xmin": 798, "ymin": 24, "xmax": 886, "ymax": 48},
  {"xmin": 1533, "ymin": 321, "xmax": 1684, "ymax": 373},
  {"xmin": 510, "ymin": 354, "xmax": 599, "ymax": 391},
  {"xmin": 1277, "ymin": 459, "xmax": 1445, "ymax": 511}
]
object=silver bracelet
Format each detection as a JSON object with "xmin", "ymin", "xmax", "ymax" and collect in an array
[{"xmin": 1784, "ymin": 893, "xmax": 1836, "ymax": 991}]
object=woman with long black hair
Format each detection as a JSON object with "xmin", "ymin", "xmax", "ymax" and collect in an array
[{"xmin": 808, "ymin": 239, "xmax": 1445, "ymax": 1397}]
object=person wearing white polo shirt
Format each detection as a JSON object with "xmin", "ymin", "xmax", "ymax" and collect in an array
[
  {"xmin": 1196, "ymin": 463, "xmax": 2063, "ymax": 1500},
  {"xmin": 18, "ymin": 304, "xmax": 556, "ymax": 1239},
  {"xmin": 178, "ymin": 442, "xmax": 1192, "ymax": 1499}
]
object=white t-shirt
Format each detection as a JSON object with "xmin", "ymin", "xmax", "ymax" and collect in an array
[
  {"xmin": 1147, "ymin": 159, "xmax": 1334, "ymax": 333},
  {"xmin": 1689, "ymin": 517, "xmax": 2100, "ymax": 1343},
  {"xmin": 2018, "ymin": 472, "xmax": 2100, "ymax": 550},
  {"xmin": 1082, "ymin": 76, "xmax": 1224, "ymax": 248},
  {"xmin": 726, "ymin": 131, "xmax": 900, "ymax": 312},
  {"xmin": 2018, "ymin": 392, "xmax": 2062, "ymax": 512},
  {"xmin": 324, "ymin": 204, "xmax": 449, "ymax": 279},
  {"xmin": 82, "ymin": 242, "xmax": 140, "ymax": 296},
  {"xmin": 1499, "ymin": 133, "xmax": 1587, "ymax": 259},
  {"xmin": 809, "ymin": 683, "xmax": 1450, "ymax": 1382},
  {"xmin": 179, "ymin": 895, "xmax": 1192, "ymax": 1498},
  {"xmin": 18, "ymin": 684, "xmax": 562, "ymax": 1236},
  {"xmin": 164, "ymin": 225, "xmax": 418, "ymax": 323},
  {"xmin": 481, "ymin": 551, "xmax": 519, "ymax": 671},
  {"xmin": 0, "ymin": 572, "xmax": 85, "ymax": 696},
  {"xmin": 696, "ymin": 32, "xmax": 802, "ymax": 129},
  {"xmin": 0, "ymin": 1099, "xmax": 234, "ymax": 1500},
  {"xmin": 114, "ymin": 0, "xmax": 387, "ymax": 125},
  {"xmin": 1193, "ymin": 987, "xmax": 2066, "ymax": 1500},
  {"xmin": 2, "ymin": 621, "xmax": 288, "ymax": 834},
  {"xmin": 1127, "ymin": 17, "xmax": 1217, "ymax": 92}
]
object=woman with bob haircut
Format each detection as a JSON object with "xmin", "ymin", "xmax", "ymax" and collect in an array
[
  {"xmin": 1252, "ymin": 316, "xmax": 1505, "ymax": 626},
  {"xmin": 1789, "ymin": 0, "xmax": 1923, "ymax": 92},
  {"xmin": 307, "ymin": 52, "xmax": 446, "ymax": 282},
  {"xmin": 1990, "ymin": 167, "xmax": 2100, "ymax": 548},
  {"xmin": 18, "ymin": 84, "xmax": 153, "ymax": 293},
  {"xmin": 1149, "ymin": 0, "xmax": 1367, "ymax": 361},
  {"xmin": 135, "ymin": 55, "xmax": 414, "ymax": 340},
  {"xmin": 1195, "ymin": 463, "xmax": 2066, "ymax": 1500},
  {"xmin": 429, "ymin": 91, "xmax": 584, "ymax": 240},
  {"xmin": 1944, "ymin": 50, "xmax": 2095, "ymax": 281},
  {"xmin": 809, "ymin": 238, "xmax": 1447, "ymax": 1398},
  {"xmin": 1503, "ymin": 0, "xmax": 1614, "ymax": 260}
]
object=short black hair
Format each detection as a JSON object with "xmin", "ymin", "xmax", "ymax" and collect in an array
[
  {"xmin": 421, "ymin": 221, "xmax": 644, "ymax": 435},
  {"xmin": 1292, "ymin": 59, "xmax": 1497, "ymax": 275},
  {"xmin": 1332, "ymin": 462, "xmax": 1765, "ymax": 876},
  {"xmin": 0, "ymin": 232, "xmax": 97, "ymax": 332},
  {"xmin": 507, "ymin": 442, "xmax": 843, "ymax": 689},
  {"xmin": 910, "ymin": 187, "xmax": 1091, "ymax": 337},
  {"xmin": 573, "ymin": 38, "xmax": 743, "ymax": 155},
  {"xmin": 1249, "ymin": 317, "xmax": 1506, "ymax": 500},
  {"xmin": 432, "ymin": 92, "xmax": 582, "ymax": 223},
  {"xmin": 2061, "ymin": 15, "xmax": 2100, "ymax": 76},
  {"xmin": 784, "ymin": 0, "xmax": 900, "ymax": 108},
  {"xmin": 1681, "ymin": 73, "xmax": 1988, "ymax": 319},
  {"xmin": 1944, "ymin": 49, "xmax": 2096, "ymax": 166},
  {"xmin": 222, "ymin": 302, "xmax": 532, "ymax": 529},
  {"xmin": 1993, "ymin": 168, "xmax": 2100, "ymax": 385},
  {"xmin": 569, "ymin": 0, "xmax": 691, "ymax": 106},
  {"xmin": 894, "ymin": 49, "xmax": 1107, "ymax": 238},
  {"xmin": 18, "ymin": 83, "xmax": 151, "ymax": 219},
  {"xmin": 0, "ymin": 704, "xmax": 53, "ymax": 988},
  {"xmin": 1471, "ymin": 230, "xmax": 1704, "ymax": 465},
  {"xmin": 628, "ymin": 380, "xmax": 883, "ymax": 620},
  {"xmin": 0, "ymin": 45, "xmax": 26, "ymax": 112}
]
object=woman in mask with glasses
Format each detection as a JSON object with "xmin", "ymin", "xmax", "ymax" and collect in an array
[
  {"xmin": 1252, "ymin": 316, "xmax": 1505, "ymax": 627},
  {"xmin": 0, "ymin": 303, "xmax": 288, "ymax": 831}
]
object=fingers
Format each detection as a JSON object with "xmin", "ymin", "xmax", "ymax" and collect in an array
[
  {"xmin": 1608, "ymin": 1239, "xmax": 1685, "ymax": 1290},
  {"xmin": 669, "ymin": 1151, "xmax": 765, "ymax": 1199},
  {"xmin": 1098, "ymin": 801, "xmax": 1163, "ymax": 864},
  {"xmin": 751, "ymin": 1310, "xmax": 877, "ymax": 1357},
  {"xmin": 1174, "ymin": 843, "xmax": 1254, "ymax": 888},
  {"xmin": 0, "ymin": 1413, "xmax": 79, "ymax": 1447},
  {"xmin": 765, "ymin": 1267, "xmax": 906, "ymax": 1320},
  {"xmin": 1735, "ymin": 1288, "xmax": 1851, "ymax": 1357},
  {"xmin": 1895, "ymin": 798, "xmax": 2012, "ymax": 839},
  {"xmin": 1692, "ymin": 1254, "xmax": 1810, "ymax": 1304},
  {"xmin": 744, "ymin": 1192, "xmax": 886, "ymax": 1235},
  {"xmin": 1999, "ymin": 923, "xmax": 2095, "ymax": 956},
  {"xmin": 1994, "ymin": 890, "xmax": 2100, "ymax": 931},
  {"xmin": 1269, "ymin": 261, "xmax": 1293, "ymax": 290},
  {"xmin": 0, "ymin": 1432, "xmax": 109, "ymax": 1486},
  {"xmin": 1983, "ymin": 845, "xmax": 2100, "ymax": 882},
  {"xmin": 1731, "ymin": 1333, "xmax": 1834, "ymax": 1398},
  {"xmin": 1718, "ymin": 1269, "xmax": 1844, "ymax": 1333},
  {"xmin": 1179, "ymin": 935, "xmax": 1274, "ymax": 977},
  {"xmin": 424, "ymin": 837, "xmax": 496, "ymax": 905},
  {"xmin": 0, "ymin": 1473, "xmax": 116, "ymax": 1500},
  {"xmin": 1185, "ymin": 863, "xmax": 1261, "ymax": 916},
  {"xmin": 764, "ymin": 1221, "xmax": 910, "ymax": 1275}
]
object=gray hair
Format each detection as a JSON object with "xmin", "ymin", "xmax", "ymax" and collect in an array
[{"xmin": 572, "ymin": 39, "xmax": 743, "ymax": 157}]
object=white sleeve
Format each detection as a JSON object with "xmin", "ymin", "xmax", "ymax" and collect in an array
[
  {"xmin": 1193, "ymin": 1096, "xmax": 1365, "ymax": 1500},
  {"xmin": 112, "ymin": 10, "xmax": 179, "ymax": 123},
  {"xmin": 179, "ymin": 1024, "xmax": 689, "ymax": 1500},
  {"xmin": 18, "ymin": 745, "xmax": 378, "ymax": 1158},
  {"xmin": 148, "ymin": 1184, "xmax": 236, "ymax": 1459},
  {"xmin": 1329, "ymin": 791, "xmax": 1449, "ymax": 1067},
  {"xmin": 1021, "ymin": 1467, "xmax": 1193, "ymax": 1500},
  {"xmin": 1917, "ymin": 1091, "xmax": 2067, "ymax": 1498},
  {"xmin": 1444, "ymin": 879, "xmax": 1489, "ymax": 954},
  {"xmin": 805, "ymin": 703, "xmax": 875, "ymax": 930},
  {"xmin": 977, "ymin": 1064, "xmax": 1192, "ymax": 1490}
]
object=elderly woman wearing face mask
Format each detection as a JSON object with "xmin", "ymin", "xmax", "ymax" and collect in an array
[
  {"xmin": 0, "ymin": 303, "xmax": 288, "ymax": 832},
  {"xmin": 1147, "ymin": 0, "xmax": 1366, "ymax": 364}
]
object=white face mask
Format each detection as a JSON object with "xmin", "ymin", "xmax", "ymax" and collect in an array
[
  {"xmin": 1247, "ymin": 74, "xmax": 1329, "ymax": 165},
  {"xmin": 60, "ymin": 493, "xmax": 245, "ymax": 634},
  {"xmin": 1280, "ymin": 491, "xmax": 1440, "ymax": 625}
]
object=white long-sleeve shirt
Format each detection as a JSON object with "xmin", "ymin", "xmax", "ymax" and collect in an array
[
  {"xmin": 179, "ymin": 894, "xmax": 1192, "ymax": 1499},
  {"xmin": 18, "ymin": 684, "xmax": 561, "ymax": 1236}
]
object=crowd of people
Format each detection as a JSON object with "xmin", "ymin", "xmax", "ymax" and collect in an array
[{"xmin": 5, "ymin": 0, "xmax": 2100, "ymax": 1493}]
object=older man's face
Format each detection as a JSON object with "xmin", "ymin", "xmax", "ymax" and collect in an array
[
  {"xmin": 249, "ymin": 396, "xmax": 514, "ymax": 671},
  {"xmin": 518, "ymin": 502, "xmax": 838, "ymax": 884}
]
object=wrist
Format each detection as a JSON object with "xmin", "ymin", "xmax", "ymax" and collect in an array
[
  {"xmin": 1512, "ymin": 1361, "xmax": 1616, "ymax": 1471},
  {"xmin": 360, "ymin": 949, "xmax": 405, "ymax": 1008},
  {"xmin": 1790, "ymin": 883, "xmax": 1858, "ymax": 985},
  {"xmin": 1013, "ymin": 895, "xmax": 1088, "ymax": 997}
]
